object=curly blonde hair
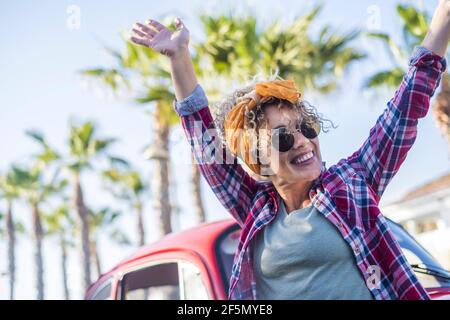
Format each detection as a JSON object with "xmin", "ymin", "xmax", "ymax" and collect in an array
[{"xmin": 210, "ymin": 73, "xmax": 336, "ymax": 148}]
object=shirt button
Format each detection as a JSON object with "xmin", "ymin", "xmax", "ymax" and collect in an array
[
  {"xmin": 336, "ymin": 222, "xmax": 343, "ymax": 228},
  {"xmin": 354, "ymin": 246, "xmax": 361, "ymax": 254}
]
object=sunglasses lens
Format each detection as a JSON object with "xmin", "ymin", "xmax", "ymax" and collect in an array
[
  {"xmin": 272, "ymin": 128, "xmax": 295, "ymax": 152},
  {"xmin": 301, "ymin": 120, "xmax": 321, "ymax": 139}
]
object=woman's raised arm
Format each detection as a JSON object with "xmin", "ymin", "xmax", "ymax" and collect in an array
[
  {"xmin": 347, "ymin": 1, "xmax": 449, "ymax": 199},
  {"xmin": 130, "ymin": 19, "xmax": 258, "ymax": 226}
]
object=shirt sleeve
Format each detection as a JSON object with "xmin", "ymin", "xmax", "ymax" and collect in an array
[
  {"xmin": 347, "ymin": 45, "xmax": 447, "ymax": 200},
  {"xmin": 174, "ymin": 84, "xmax": 209, "ymax": 116},
  {"xmin": 174, "ymin": 85, "xmax": 258, "ymax": 226}
]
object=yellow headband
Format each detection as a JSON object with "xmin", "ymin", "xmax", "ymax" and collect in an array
[{"xmin": 224, "ymin": 80, "xmax": 301, "ymax": 175}]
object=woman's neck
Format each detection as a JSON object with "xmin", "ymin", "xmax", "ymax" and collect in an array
[{"xmin": 273, "ymin": 179, "xmax": 313, "ymax": 214}]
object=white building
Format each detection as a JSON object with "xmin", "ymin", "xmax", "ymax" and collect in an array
[{"xmin": 382, "ymin": 173, "xmax": 450, "ymax": 269}]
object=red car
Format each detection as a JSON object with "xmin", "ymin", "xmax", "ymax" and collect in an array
[{"xmin": 85, "ymin": 218, "xmax": 450, "ymax": 300}]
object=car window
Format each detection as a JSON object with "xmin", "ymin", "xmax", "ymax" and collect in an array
[
  {"xmin": 402, "ymin": 248, "xmax": 442, "ymax": 288},
  {"xmin": 121, "ymin": 262, "xmax": 180, "ymax": 300},
  {"xmin": 387, "ymin": 219, "xmax": 450, "ymax": 287},
  {"xmin": 180, "ymin": 262, "xmax": 209, "ymax": 300},
  {"xmin": 215, "ymin": 226, "xmax": 240, "ymax": 293},
  {"xmin": 120, "ymin": 260, "xmax": 210, "ymax": 300}
]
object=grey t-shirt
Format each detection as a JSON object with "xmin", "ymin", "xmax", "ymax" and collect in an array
[{"xmin": 252, "ymin": 200, "xmax": 374, "ymax": 300}]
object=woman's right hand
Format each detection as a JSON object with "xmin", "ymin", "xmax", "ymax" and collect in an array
[{"xmin": 130, "ymin": 18, "xmax": 190, "ymax": 58}]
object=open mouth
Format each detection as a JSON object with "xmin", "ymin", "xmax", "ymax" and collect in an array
[{"xmin": 290, "ymin": 151, "xmax": 315, "ymax": 166}]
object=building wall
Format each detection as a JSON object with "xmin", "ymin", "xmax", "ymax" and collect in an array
[{"xmin": 382, "ymin": 188, "xmax": 450, "ymax": 270}]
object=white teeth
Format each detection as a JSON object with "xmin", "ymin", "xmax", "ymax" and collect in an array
[{"xmin": 294, "ymin": 151, "xmax": 313, "ymax": 164}]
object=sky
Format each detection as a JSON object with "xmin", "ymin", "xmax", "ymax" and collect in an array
[{"xmin": 0, "ymin": 0, "xmax": 448, "ymax": 299}]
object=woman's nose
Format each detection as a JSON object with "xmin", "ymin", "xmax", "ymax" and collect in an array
[{"xmin": 292, "ymin": 130, "xmax": 309, "ymax": 149}]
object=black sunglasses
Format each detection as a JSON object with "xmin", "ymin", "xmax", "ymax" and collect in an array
[{"xmin": 271, "ymin": 120, "xmax": 321, "ymax": 152}]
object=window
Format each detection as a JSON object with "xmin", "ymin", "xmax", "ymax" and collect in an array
[
  {"xmin": 416, "ymin": 219, "xmax": 439, "ymax": 234},
  {"xmin": 120, "ymin": 260, "xmax": 209, "ymax": 300},
  {"xmin": 180, "ymin": 262, "xmax": 209, "ymax": 300},
  {"xmin": 402, "ymin": 248, "xmax": 442, "ymax": 288},
  {"xmin": 388, "ymin": 219, "xmax": 450, "ymax": 288},
  {"xmin": 91, "ymin": 280, "xmax": 112, "ymax": 300},
  {"xmin": 121, "ymin": 262, "xmax": 180, "ymax": 300},
  {"xmin": 401, "ymin": 214, "xmax": 441, "ymax": 235},
  {"xmin": 215, "ymin": 226, "xmax": 240, "ymax": 293}
]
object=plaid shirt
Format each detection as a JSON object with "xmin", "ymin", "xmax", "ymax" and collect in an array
[{"xmin": 174, "ymin": 46, "xmax": 447, "ymax": 300}]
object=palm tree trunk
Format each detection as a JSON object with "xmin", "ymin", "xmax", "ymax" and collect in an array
[
  {"xmin": 135, "ymin": 202, "xmax": 145, "ymax": 246},
  {"xmin": 150, "ymin": 102, "xmax": 172, "ymax": 237},
  {"xmin": 90, "ymin": 240, "xmax": 101, "ymax": 278},
  {"xmin": 433, "ymin": 73, "xmax": 450, "ymax": 148},
  {"xmin": 191, "ymin": 158, "xmax": 206, "ymax": 223},
  {"xmin": 31, "ymin": 202, "xmax": 44, "ymax": 300},
  {"xmin": 73, "ymin": 174, "xmax": 91, "ymax": 291},
  {"xmin": 6, "ymin": 201, "xmax": 15, "ymax": 300},
  {"xmin": 60, "ymin": 235, "xmax": 70, "ymax": 300}
]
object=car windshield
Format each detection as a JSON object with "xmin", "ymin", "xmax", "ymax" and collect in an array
[
  {"xmin": 386, "ymin": 219, "xmax": 450, "ymax": 287},
  {"xmin": 215, "ymin": 219, "xmax": 450, "ymax": 292}
]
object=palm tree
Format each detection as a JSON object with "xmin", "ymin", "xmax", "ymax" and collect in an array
[
  {"xmin": 102, "ymin": 167, "xmax": 148, "ymax": 246},
  {"xmin": 190, "ymin": 160, "xmax": 206, "ymax": 223},
  {"xmin": 66, "ymin": 121, "xmax": 117, "ymax": 291},
  {"xmin": 364, "ymin": 4, "xmax": 450, "ymax": 146},
  {"xmin": 0, "ymin": 211, "xmax": 6, "ymax": 287},
  {"xmin": 22, "ymin": 130, "xmax": 67, "ymax": 300},
  {"xmin": 88, "ymin": 207, "xmax": 121, "ymax": 278},
  {"xmin": 11, "ymin": 164, "xmax": 66, "ymax": 300},
  {"xmin": 0, "ymin": 213, "xmax": 23, "ymax": 300},
  {"xmin": 44, "ymin": 203, "xmax": 74, "ymax": 300},
  {"xmin": 0, "ymin": 171, "xmax": 25, "ymax": 300},
  {"xmin": 197, "ymin": 6, "xmax": 365, "ymax": 94}
]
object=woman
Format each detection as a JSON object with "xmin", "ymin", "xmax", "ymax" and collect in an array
[{"xmin": 131, "ymin": 1, "xmax": 450, "ymax": 300}]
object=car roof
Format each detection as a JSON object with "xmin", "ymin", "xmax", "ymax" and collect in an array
[{"xmin": 121, "ymin": 219, "xmax": 237, "ymax": 265}]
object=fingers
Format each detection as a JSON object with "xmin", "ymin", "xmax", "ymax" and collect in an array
[
  {"xmin": 130, "ymin": 27, "xmax": 153, "ymax": 47},
  {"xmin": 130, "ymin": 21, "xmax": 158, "ymax": 47},
  {"xmin": 174, "ymin": 17, "xmax": 185, "ymax": 30},
  {"xmin": 130, "ymin": 18, "xmax": 183, "ymax": 49},
  {"xmin": 131, "ymin": 28, "xmax": 146, "ymax": 38},
  {"xmin": 146, "ymin": 19, "xmax": 165, "ymax": 31},
  {"xmin": 134, "ymin": 22, "xmax": 157, "ymax": 38},
  {"xmin": 130, "ymin": 36, "xmax": 151, "ymax": 48}
]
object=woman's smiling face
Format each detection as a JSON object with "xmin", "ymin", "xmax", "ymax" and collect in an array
[{"xmin": 257, "ymin": 103, "xmax": 323, "ymax": 184}]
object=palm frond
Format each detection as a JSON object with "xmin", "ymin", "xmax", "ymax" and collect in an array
[
  {"xmin": 80, "ymin": 68, "xmax": 129, "ymax": 92},
  {"xmin": 367, "ymin": 32, "xmax": 406, "ymax": 66},
  {"xmin": 363, "ymin": 68, "xmax": 404, "ymax": 89}
]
